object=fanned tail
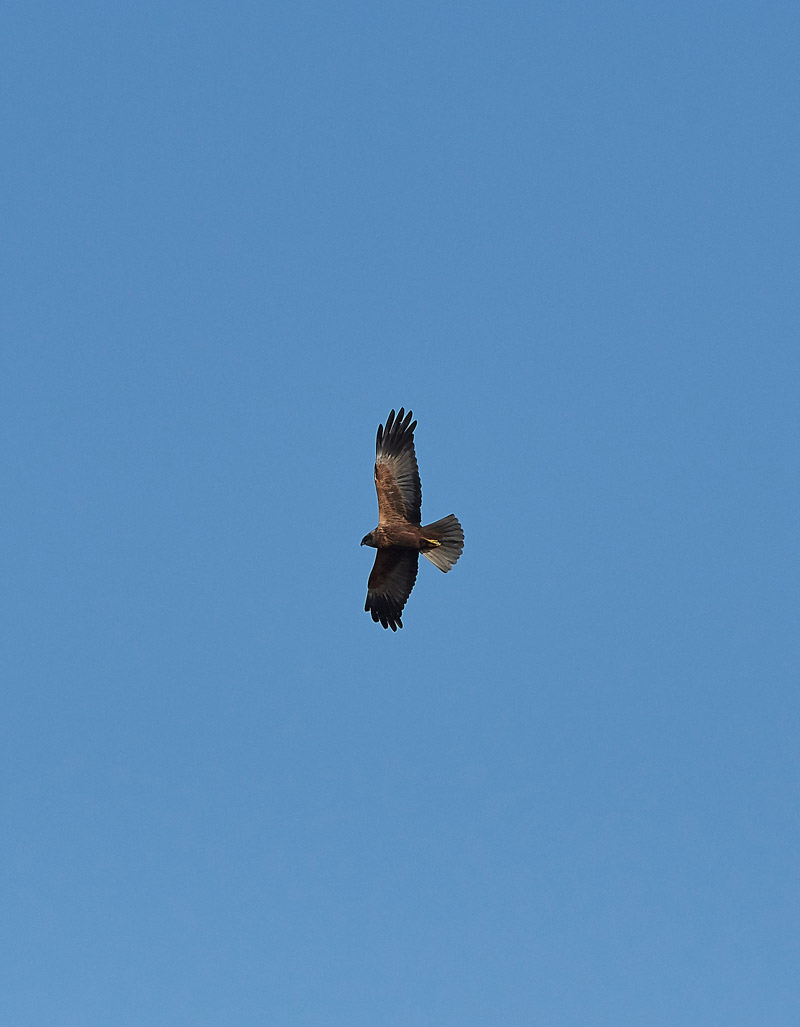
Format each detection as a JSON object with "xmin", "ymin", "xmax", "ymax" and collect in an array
[{"xmin": 420, "ymin": 514, "xmax": 464, "ymax": 572}]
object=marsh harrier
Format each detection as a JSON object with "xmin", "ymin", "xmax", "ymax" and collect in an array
[{"xmin": 361, "ymin": 408, "xmax": 464, "ymax": 630}]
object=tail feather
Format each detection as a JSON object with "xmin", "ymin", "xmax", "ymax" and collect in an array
[{"xmin": 420, "ymin": 514, "xmax": 464, "ymax": 572}]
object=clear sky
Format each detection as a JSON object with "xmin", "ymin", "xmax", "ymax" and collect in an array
[{"xmin": 3, "ymin": 2, "xmax": 799, "ymax": 1024}]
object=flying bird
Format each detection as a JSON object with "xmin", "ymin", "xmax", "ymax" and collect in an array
[{"xmin": 361, "ymin": 408, "xmax": 464, "ymax": 630}]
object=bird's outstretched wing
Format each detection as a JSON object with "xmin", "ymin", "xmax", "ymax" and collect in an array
[
  {"xmin": 365, "ymin": 548, "xmax": 419, "ymax": 631},
  {"xmin": 374, "ymin": 408, "xmax": 421, "ymax": 525}
]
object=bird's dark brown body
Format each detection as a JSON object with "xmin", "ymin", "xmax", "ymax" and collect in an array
[
  {"xmin": 361, "ymin": 524, "xmax": 440, "ymax": 550},
  {"xmin": 361, "ymin": 408, "xmax": 464, "ymax": 630}
]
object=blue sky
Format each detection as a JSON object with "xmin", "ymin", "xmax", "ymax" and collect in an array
[{"xmin": 3, "ymin": 1, "xmax": 799, "ymax": 1023}]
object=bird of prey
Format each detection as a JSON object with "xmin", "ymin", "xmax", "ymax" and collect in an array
[{"xmin": 361, "ymin": 408, "xmax": 464, "ymax": 630}]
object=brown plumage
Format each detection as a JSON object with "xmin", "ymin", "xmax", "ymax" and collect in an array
[{"xmin": 361, "ymin": 408, "xmax": 464, "ymax": 630}]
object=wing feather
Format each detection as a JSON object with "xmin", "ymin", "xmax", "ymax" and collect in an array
[
  {"xmin": 365, "ymin": 548, "xmax": 419, "ymax": 631},
  {"xmin": 374, "ymin": 407, "xmax": 421, "ymax": 525}
]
